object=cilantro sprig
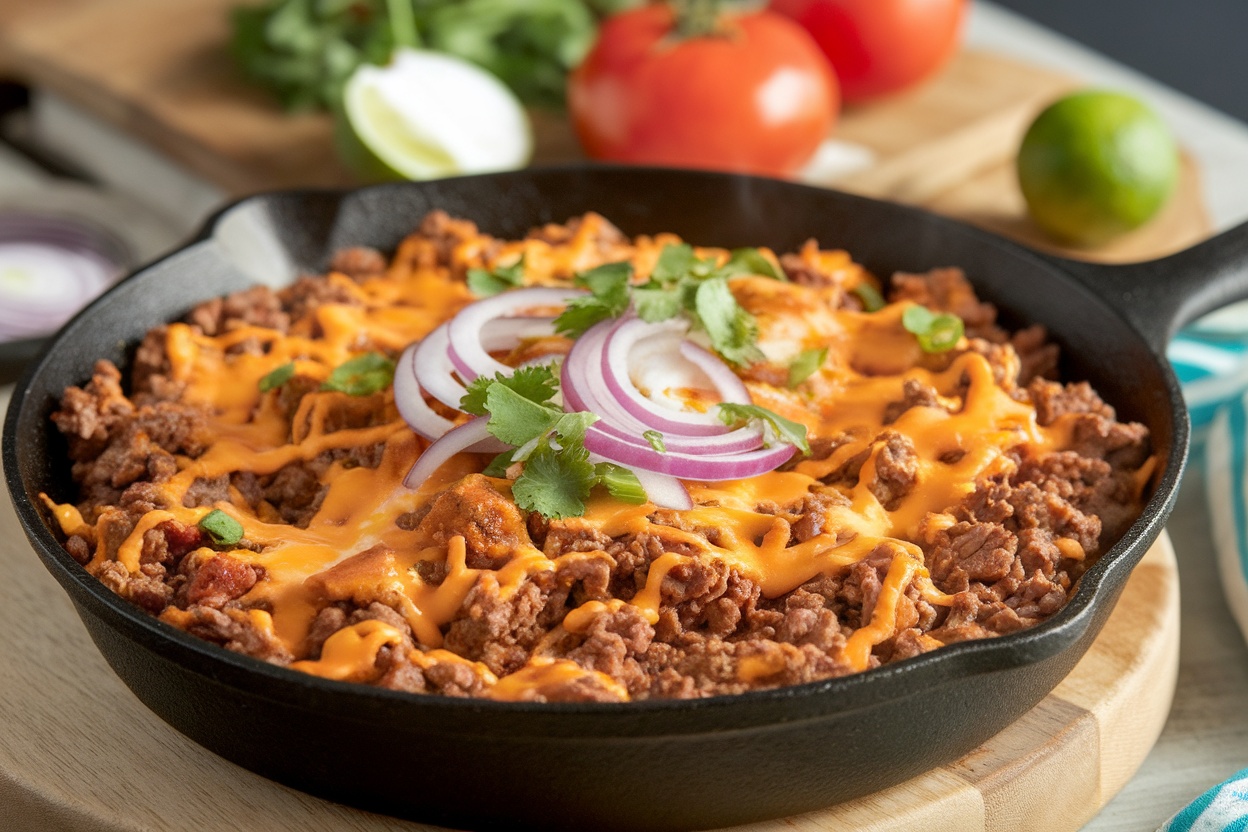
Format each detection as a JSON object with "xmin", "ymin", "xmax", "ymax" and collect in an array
[
  {"xmin": 462, "ymin": 364, "xmax": 646, "ymax": 519},
  {"xmin": 259, "ymin": 361, "xmax": 296, "ymax": 393},
  {"xmin": 716, "ymin": 403, "xmax": 811, "ymax": 457},
  {"xmin": 467, "ymin": 256, "xmax": 526, "ymax": 297},
  {"xmin": 902, "ymin": 305, "xmax": 965, "ymax": 354},
  {"xmin": 199, "ymin": 509, "xmax": 244, "ymax": 548},
  {"xmin": 321, "ymin": 352, "xmax": 396, "ymax": 395},
  {"xmin": 553, "ymin": 242, "xmax": 784, "ymax": 367},
  {"xmin": 787, "ymin": 347, "xmax": 827, "ymax": 388}
]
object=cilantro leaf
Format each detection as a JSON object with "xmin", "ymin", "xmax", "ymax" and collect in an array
[
  {"xmin": 482, "ymin": 384, "xmax": 563, "ymax": 446},
  {"xmin": 467, "ymin": 255, "xmax": 526, "ymax": 297},
  {"xmin": 553, "ymin": 260, "xmax": 633, "ymax": 337},
  {"xmin": 511, "ymin": 440, "xmax": 596, "ymax": 519},
  {"xmin": 852, "ymin": 282, "xmax": 886, "ymax": 312},
  {"xmin": 595, "ymin": 462, "xmax": 647, "ymax": 504},
  {"xmin": 719, "ymin": 248, "xmax": 785, "ymax": 281},
  {"xmin": 482, "ymin": 448, "xmax": 516, "ymax": 478},
  {"xmin": 321, "ymin": 352, "xmax": 395, "ymax": 396},
  {"xmin": 717, "ymin": 403, "xmax": 811, "ymax": 456},
  {"xmin": 259, "ymin": 361, "xmax": 295, "ymax": 393},
  {"xmin": 643, "ymin": 429, "xmax": 666, "ymax": 452},
  {"xmin": 787, "ymin": 347, "xmax": 827, "ymax": 388},
  {"xmin": 695, "ymin": 277, "xmax": 764, "ymax": 367},
  {"xmin": 902, "ymin": 304, "xmax": 964, "ymax": 353},
  {"xmin": 460, "ymin": 364, "xmax": 558, "ymax": 415},
  {"xmin": 550, "ymin": 411, "xmax": 598, "ymax": 446},
  {"xmin": 633, "ymin": 285, "xmax": 684, "ymax": 323},
  {"xmin": 199, "ymin": 509, "xmax": 244, "ymax": 547}
]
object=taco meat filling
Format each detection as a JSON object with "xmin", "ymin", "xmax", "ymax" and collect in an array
[{"xmin": 44, "ymin": 211, "xmax": 1154, "ymax": 702}]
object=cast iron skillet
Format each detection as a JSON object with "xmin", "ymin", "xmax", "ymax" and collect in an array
[{"xmin": 6, "ymin": 167, "xmax": 1248, "ymax": 832}]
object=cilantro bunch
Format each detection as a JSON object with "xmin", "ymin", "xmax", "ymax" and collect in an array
[{"xmin": 231, "ymin": 0, "xmax": 628, "ymax": 111}]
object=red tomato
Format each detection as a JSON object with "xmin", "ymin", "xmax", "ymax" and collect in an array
[
  {"xmin": 568, "ymin": 5, "xmax": 838, "ymax": 177},
  {"xmin": 770, "ymin": 0, "xmax": 967, "ymax": 102}
]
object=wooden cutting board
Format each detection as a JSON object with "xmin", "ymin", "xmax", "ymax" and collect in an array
[
  {"xmin": 0, "ymin": 404, "xmax": 1179, "ymax": 832},
  {"xmin": 0, "ymin": 0, "xmax": 1211, "ymax": 264}
]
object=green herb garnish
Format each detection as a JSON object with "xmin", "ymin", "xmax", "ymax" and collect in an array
[
  {"xmin": 467, "ymin": 256, "xmax": 526, "ymax": 297},
  {"xmin": 553, "ymin": 261, "xmax": 633, "ymax": 338},
  {"xmin": 258, "ymin": 361, "xmax": 296, "ymax": 393},
  {"xmin": 321, "ymin": 352, "xmax": 396, "ymax": 395},
  {"xmin": 199, "ymin": 509, "xmax": 244, "ymax": 547},
  {"xmin": 643, "ymin": 429, "xmax": 666, "ymax": 452},
  {"xmin": 718, "ymin": 247, "xmax": 786, "ymax": 281},
  {"xmin": 717, "ymin": 403, "xmax": 811, "ymax": 456},
  {"xmin": 902, "ymin": 305, "xmax": 965, "ymax": 353},
  {"xmin": 852, "ymin": 282, "xmax": 886, "ymax": 312},
  {"xmin": 461, "ymin": 364, "xmax": 559, "ymax": 415},
  {"xmin": 230, "ymin": 0, "xmax": 600, "ymax": 112},
  {"xmin": 469, "ymin": 371, "xmax": 650, "ymax": 519},
  {"xmin": 787, "ymin": 347, "xmax": 827, "ymax": 388}
]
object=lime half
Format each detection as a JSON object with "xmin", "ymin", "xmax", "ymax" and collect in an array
[
  {"xmin": 1017, "ymin": 90, "xmax": 1179, "ymax": 247},
  {"xmin": 337, "ymin": 48, "xmax": 533, "ymax": 182}
]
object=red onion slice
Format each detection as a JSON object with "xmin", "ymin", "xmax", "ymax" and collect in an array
[
  {"xmin": 403, "ymin": 417, "xmax": 503, "ymax": 489},
  {"xmin": 583, "ymin": 425, "xmax": 795, "ymax": 481},
  {"xmin": 393, "ymin": 343, "xmax": 454, "ymax": 440},
  {"xmin": 563, "ymin": 319, "xmax": 765, "ymax": 455},
  {"xmin": 448, "ymin": 287, "xmax": 584, "ymax": 381},
  {"xmin": 413, "ymin": 323, "xmax": 470, "ymax": 411},
  {"xmin": 601, "ymin": 317, "xmax": 749, "ymax": 435},
  {"xmin": 630, "ymin": 468, "xmax": 693, "ymax": 510}
]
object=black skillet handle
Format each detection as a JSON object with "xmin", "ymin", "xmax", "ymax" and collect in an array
[{"xmin": 1035, "ymin": 220, "xmax": 1248, "ymax": 355}]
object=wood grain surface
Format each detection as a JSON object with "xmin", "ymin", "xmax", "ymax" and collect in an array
[
  {"xmin": 0, "ymin": 379, "xmax": 1179, "ymax": 832},
  {"xmin": 0, "ymin": 0, "xmax": 1212, "ymax": 264}
]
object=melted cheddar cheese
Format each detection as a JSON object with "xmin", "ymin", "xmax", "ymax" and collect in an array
[{"xmin": 46, "ymin": 211, "xmax": 1151, "ymax": 701}]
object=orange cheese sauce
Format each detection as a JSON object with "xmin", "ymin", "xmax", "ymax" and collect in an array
[{"xmin": 47, "ymin": 212, "xmax": 1127, "ymax": 696}]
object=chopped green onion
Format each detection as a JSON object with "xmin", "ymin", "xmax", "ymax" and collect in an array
[
  {"xmin": 852, "ymin": 283, "xmax": 886, "ymax": 312},
  {"xmin": 643, "ymin": 429, "xmax": 666, "ymax": 453},
  {"xmin": 198, "ymin": 509, "xmax": 244, "ymax": 547}
]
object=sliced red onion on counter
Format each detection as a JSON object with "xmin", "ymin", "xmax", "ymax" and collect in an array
[
  {"xmin": 447, "ymin": 286, "xmax": 584, "ymax": 381},
  {"xmin": 0, "ymin": 213, "xmax": 127, "ymax": 343}
]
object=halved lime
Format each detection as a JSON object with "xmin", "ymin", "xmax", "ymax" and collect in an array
[
  {"xmin": 337, "ymin": 48, "xmax": 533, "ymax": 182},
  {"xmin": 1017, "ymin": 90, "xmax": 1179, "ymax": 247}
]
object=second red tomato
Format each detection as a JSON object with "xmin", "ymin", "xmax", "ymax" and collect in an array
[
  {"xmin": 771, "ymin": 0, "xmax": 967, "ymax": 103},
  {"xmin": 568, "ymin": 5, "xmax": 839, "ymax": 177}
]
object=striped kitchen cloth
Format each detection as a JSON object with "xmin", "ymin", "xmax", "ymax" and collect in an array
[
  {"xmin": 1162, "ymin": 311, "xmax": 1248, "ymax": 831},
  {"xmin": 1158, "ymin": 768, "xmax": 1248, "ymax": 832}
]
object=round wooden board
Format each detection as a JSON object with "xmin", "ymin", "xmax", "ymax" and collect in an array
[{"xmin": 0, "ymin": 388, "xmax": 1179, "ymax": 832}]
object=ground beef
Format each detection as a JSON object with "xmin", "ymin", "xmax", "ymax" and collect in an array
[{"xmin": 48, "ymin": 214, "xmax": 1154, "ymax": 703}]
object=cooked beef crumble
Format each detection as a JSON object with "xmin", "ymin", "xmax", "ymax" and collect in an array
[{"xmin": 47, "ymin": 211, "xmax": 1153, "ymax": 702}]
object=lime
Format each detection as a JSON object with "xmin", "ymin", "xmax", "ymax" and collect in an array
[
  {"xmin": 1017, "ymin": 90, "xmax": 1179, "ymax": 247},
  {"xmin": 336, "ymin": 48, "xmax": 533, "ymax": 182}
]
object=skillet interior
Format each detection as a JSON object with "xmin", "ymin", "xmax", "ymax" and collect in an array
[{"xmin": 3, "ymin": 167, "xmax": 1180, "ymax": 831}]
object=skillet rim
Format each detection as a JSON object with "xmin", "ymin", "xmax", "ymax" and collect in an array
[{"xmin": 2, "ymin": 164, "xmax": 1185, "ymax": 722}]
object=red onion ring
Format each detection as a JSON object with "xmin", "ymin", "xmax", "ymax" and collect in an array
[
  {"xmin": 392, "ymin": 343, "xmax": 454, "ymax": 441},
  {"xmin": 562, "ymin": 321, "xmax": 764, "ymax": 455},
  {"xmin": 601, "ymin": 317, "xmax": 750, "ymax": 435},
  {"xmin": 583, "ymin": 425, "xmax": 795, "ymax": 480},
  {"xmin": 413, "ymin": 324, "xmax": 469, "ymax": 411},
  {"xmin": 403, "ymin": 417, "xmax": 503, "ymax": 489},
  {"xmin": 447, "ymin": 287, "xmax": 585, "ymax": 382}
]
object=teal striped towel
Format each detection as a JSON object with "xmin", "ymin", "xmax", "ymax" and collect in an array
[
  {"xmin": 1158, "ymin": 768, "xmax": 1248, "ymax": 831},
  {"xmin": 1162, "ymin": 308, "xmax": 1248, "ymax": 831}
]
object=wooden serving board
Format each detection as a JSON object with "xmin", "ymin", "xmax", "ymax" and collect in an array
[
  {"xmin": 0, "ymin": 384, "xmax": 1180, "ymax": 832},
  {"xmin": 0, "ymin": 0, "xmax": 1212, "ymax": 264}
]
